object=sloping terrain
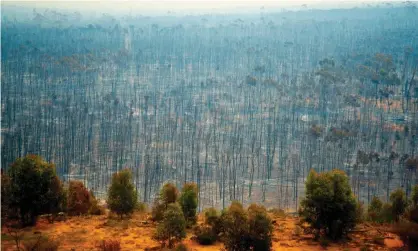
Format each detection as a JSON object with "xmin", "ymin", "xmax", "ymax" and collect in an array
[{"xmin": 1, "ymin": 212, "xmax": 404, "ymax": 251}]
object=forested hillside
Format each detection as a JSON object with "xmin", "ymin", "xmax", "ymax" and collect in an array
[{"xmin": 1, "ymin": 2, "xmax": 418, "ymax": 211}]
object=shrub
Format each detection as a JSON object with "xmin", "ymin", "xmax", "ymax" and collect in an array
[
  {"xmin": 67, "ymin": 180, "xmax": 91, "ymax": 216},
  {"xmin": 154, "ymin": 203, "xmax": 186, "ymax": 248},
  {"xmin": 96, "ymin": 239, "xmax": 121, "ymax": 251},
  {"xmin": 136, "ymin": 202, "xmax": 148, "ymax": 213},
  {"xmin": 368, "ymin": 196, "xmax": 383, "ymax": 222},
  {"xmin": 1, "ymin": 172, "xmax": 12, "ymax": 222},
  {"xmin": 222, "ymin": 201, "xmax": 249, "ymax": 251},
  {"xmin": 7, "ymin": 155, "xmax": 65, "ymax": 226},
  {"xmin": 247, "ymin": 204, "xmax": 273, "ymax": 251},
  {"xmin": 356, "ymin": 201, "xmax": 365, "ymax": 223},
  {"xmin": 299, "ymin": 169, "xmax": 358, "ymax": 240},
  {"xmin": 204, "ymin": 207, "xmax": 222, "ymax": 234},
  {"xmin": 393, "ymin": 207, "xmax": 418, "ymax": 250},
  {"xmin": 160, "ymin": 183, "xmax": 178, "ymax": 208},
  {"xmin": 174, "ymin": 243, "xmax": 189, "ymax": 251},
  {"xmin": 151, "ymin": 199, "xmax": 166, "ymax": 222},
  {"xmin": 152, "ymin": 183, "xmax": 179, "ymax": 222},
  {"xmin": 23, "ymin": 235, "xmax": 60, "ymax": 251},
  {"xmin": 179, "ymin": 183, "xmax": 198, "ymax": 226},
  {"xmin": 390, "ymin": 189, "xmax": 407, "ymax": 221},
  {"xmin": 319, "ymin": 237, "xmax": 330, "ymax": 248},
  {"xmin": 293, "ymin": 225, "xmax": 303, "ymax": 237},
  {"xmin": 194, "ymin": 225, "xmax": 217, "ymax": 245},
  {"xmin": 268, "ymin": 207, "xmax": 286, "ymax": 218},
  {"xmin": 411, "ymin": 184, "xmax": 418, "ymax": 208},
  {"xmin": 89, "ymin": 191, "xmax": 105, "ymax": 215},
  {"xmin": 107, "ymin": 169, "xmax": 138, "ymax": 217},
  {"xmin": 380, "ymin": 203, "xmax": 394, "ymax": 223}
]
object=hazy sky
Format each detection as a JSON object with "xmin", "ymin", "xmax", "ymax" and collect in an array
[{"xmin": 2, "ymin": 0, "xmax": 411, "ymax": 15}]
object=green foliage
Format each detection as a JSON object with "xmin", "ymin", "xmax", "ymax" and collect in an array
[
  {"xmin": 107, "ymin": 169, "xmax": 137, "ymax": 217},
  {"xmin": 194, "ymin": 225, "xmax": 217, "ymax": 245},
  {"xmin": 218, "ymin": 202, "xmax": 274, "ymax": 251},
  {"xmin": 368, "ymin": 196, "xmax": 383, "ymax": 222},
  {"xmin": 380, "ymin": 203, "xmax": 395, "ymax": 223},
  {"xmin": 247, "ymin": 204, "xmax": 273, "ymax": 251},
  {"xmin": 154, "ymin": 203, "xmax": 186, "ymax": 248},
  {"xmin": 174, "ymin": 243, "xmax": 189, "ymax": 251},
  {"xmin": 1, "ymin": 172, "xmax": 13, "ymax": 222},
  {"xmin": 204, "ymin": 207, "xmax": 220, "ymax": 230},
  {"xmin": 222, "ymin": 201, "xmax": 249, "ymax": 251},
  {"xmin": 179, "ymin": 183, "xmax": 198, "ymax": 226},
  {"xmin": 151, "ymin": 199, "xmax": 166, "ymax": 222},
  {"xmin": 7, "ymin": 155, "xmax": 65, "ymax": 226},
  {"xmin": 152, "ymin": 183, "xmax": 179, "ymax": 222},
  {"xmin": 299, "ymin": 169, "xmax": 358, "ymax": 240},
  {"xmin": 393, "ymin": 207, "xmax": 418, "ymax": 251},
  {"xmin": 89, "ymin": 190, "xmax": 105, "ymax": 215},
  {"xmin": 411, "ymin": 184, "xmax": 418, "ymax": 207},
  {"xmin": 135, "ymin": 202, "xmax": 148, "ymax": 213},
  {"xmin": 390, "ymin": 189, "xmax": 407, "ymax": 221},
  {"xmin": 160, "ymin": 183, "xmax": 179, "ymax": 208},
  {"xmin": 67, "ymin": 180, "xmax": 91, "ymax": 216}
]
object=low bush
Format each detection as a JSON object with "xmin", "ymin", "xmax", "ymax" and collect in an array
[
  {"xmin": 136, "ymin": 202, "xmax": 148, "ymax": 213},
  {"xmin": 96, "ymin": 239, "xmax": 121, "ymax": 251},
  {"xmin": 268, "ymin": 207, "xmax": 286, "ymax": 218},
  {"xmin": 247, "ymin": 204, "xmax": 273, "ymax": 251},
  {"xmin": 368, "ymin": 196, "xmax": 383, "ymax": 222},
  {"xmin": 179, "ymin": 183, "xmax": 198, "ymax": 226},
  {"xmin": 151, "ymin": 183, "xmax": 179, "ymax": 222},
  {"xmin": 23, "ymin": 235, "xmax": 60, "ymax": 251},
  {"xmin": 89, "ymin": 192, "xmax": 106, "ymax": 216},
  {"xmin": 151, "ymin": 199, "xmax": 166, "ymax": 222},
  {"xmin": 393, "ymin": 207, "xmax": 418, "ymax": 251},
  {"xmin": 222, "ymin": 201, "xmax": 249, "ymax": 251},
  {"xmin": 390, "ymin": 189, "xmax": 407, "ymax": 222},
  {"xmin": 194, "ymin": 225, "xmax": 217, "ymax": 245},
  {"xmin": 319, "ymin": 237, "xmax": 330, "ymax": 248},
  {"xmin": 174, "ymin": 243, "xmax": 189, "ymax": 251},
  {"xmin": 204, "ymin": 207, "xmax": 222, "ymax": 234}
]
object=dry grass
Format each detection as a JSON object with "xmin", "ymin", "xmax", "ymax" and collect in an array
[{"xmin": 1, "ymin": 211, "xmax": 405, "ymax": 251}]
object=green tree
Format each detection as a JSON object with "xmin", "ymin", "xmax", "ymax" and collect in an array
[
  {"xmin": 151, "ymin": 183, "xmax": 179, "ymax": 222},
  {"xmin": 368, "ymin": 196, "xmax": 383, "ymax": 222},
  {"xmin": 247, "ymin": 204, "xmax": 273, "ymax": 251},
  {"xmin": 204, "ymin": 207, "xmax": 221, "ymax": 233},
  {"xmin": 7, "ymin": 155, "xmax": 65, "ymax": 226},
  {"xmin": 299, "ymin": 169, "xmax": 358, "ymax": 240},
  {"xmin": 155, "ymin": 203, "xmax": 186, "ymax": 248},
  {"xmin": 107, "ymin": 169, "xmax": 137, "ymax": 217},
  {"xmin": 179, "ymin": 182, "xmax": 198, "ymax": 226},
  {"xmin": 160, "ymin": 183, "xmax": 179, "ymax": 208},
  {"xmin": 222, "ymin": 201, "xmax": 249, "ymax": 251},
  {"xmin": 390, "ymin": 189, "xmax": 407, "ymax": 221}
]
